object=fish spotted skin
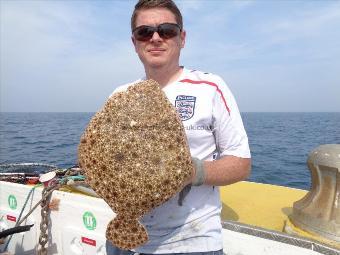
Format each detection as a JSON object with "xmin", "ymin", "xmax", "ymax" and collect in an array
[{"xmin": 78, "ymin": 80, "xmax": 193, "ymax": 249}]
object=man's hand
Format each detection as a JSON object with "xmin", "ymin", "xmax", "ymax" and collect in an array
[
  {"xmin": 178, "ymin": 155, "xmax": 250, "ymax": 206},
  {"xmin": 184, "ymin": 156, "xmax": 251, "ymax": 187},
  {"xmin": 191, "ymin": 158, "xmax": 206, "ymax": 186},
  {"xmin": 182, "ymin": 157, "xmax": 203, "ymax": 187}
]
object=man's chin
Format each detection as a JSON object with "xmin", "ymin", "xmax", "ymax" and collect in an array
[{"xmin": 145, "ymin": 60, "xmax": 167, "ymax": 69}]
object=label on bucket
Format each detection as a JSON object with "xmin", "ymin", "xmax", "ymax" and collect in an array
[
  {"xmin": 82, "ymin": 211, "xmax": 96, "ymax": 230},
  {"xmin": 8, "ymin": 195, "xmax": 17, "ymax": 210},
  {"xmin": 7, "ymin": 215, "xmax": 16, "ymax": 222},
  {"xmin": 81, "ymin": 237, "xmax": 96, "ymax": 246}
]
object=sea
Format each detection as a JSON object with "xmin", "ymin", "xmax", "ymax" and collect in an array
[{"xmin": 0, "ymin": 112, "xmax": 339, "ymax": 190}]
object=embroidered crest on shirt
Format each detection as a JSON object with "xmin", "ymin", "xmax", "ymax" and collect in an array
[{"xmin": 175, "ymin": 95, "xmax": 196, "ymax": 121}]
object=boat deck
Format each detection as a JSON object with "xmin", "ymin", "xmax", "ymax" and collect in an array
[{"xmin": 220, "ymin": 181, "xmax": 307, "ymax": 232}]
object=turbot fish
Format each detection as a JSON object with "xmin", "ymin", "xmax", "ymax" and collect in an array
[{"xmin": 78, "ymin": 80, "xmax": 193, "ymax": 250}]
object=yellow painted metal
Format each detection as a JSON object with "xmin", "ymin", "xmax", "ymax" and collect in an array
[
  {"xmin": 220, "ymin": 181, "xmax": 340, "ymax": 249},
  {"xmin": 220, "ymin": 181, "xmax": 307, "ymax": 232},
  {"xmin": 284, "ymin": 218, "xmax": 340, "ymax": 249}
]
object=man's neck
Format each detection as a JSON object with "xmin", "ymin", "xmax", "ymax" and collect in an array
[{"xmin": 145, "ymin": 65, "xmax": 183, "ymax": 88}]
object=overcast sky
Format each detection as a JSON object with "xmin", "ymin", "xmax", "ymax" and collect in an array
[{"xmin": 1, "ymin": 0, "xmax": 339, "ymax": 112}]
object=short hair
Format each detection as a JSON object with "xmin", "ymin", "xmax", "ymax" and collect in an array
[{"xmin": 131, "ymin": 0, "xmax": 183, "ymax": 31}]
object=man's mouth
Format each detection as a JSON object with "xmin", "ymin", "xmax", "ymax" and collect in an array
[{"xmin": 148, "ymin": 48, "xmax": 166, "ymax": 53}]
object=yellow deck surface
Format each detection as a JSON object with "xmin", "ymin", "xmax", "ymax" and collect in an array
[
  {"xmin": 220, "ymin": 181, "xmax": 340, "ymax": 249},
  {"xmin": 220, "ymin": 181, "xmax": 307, "ymax": 232}
]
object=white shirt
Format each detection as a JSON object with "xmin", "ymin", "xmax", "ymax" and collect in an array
[{"xmin": 111, "ymin": 68, "xmax": 250, "ymax": 253}]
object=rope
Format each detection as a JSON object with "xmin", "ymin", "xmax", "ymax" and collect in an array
[
  {"xmin": 16, "ymin": 185, "xmax": 41, "ymax": 226},
  {"xmin": 18, "ymin": 185, "xmax": 60, "ymax": 227}
]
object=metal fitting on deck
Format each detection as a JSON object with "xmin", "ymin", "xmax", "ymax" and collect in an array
[{"xmin": 290, "ymin": 144, "xmax": 340, "ymax": 242}]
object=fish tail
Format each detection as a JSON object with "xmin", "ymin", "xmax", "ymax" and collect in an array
[{"xmin": 106, "ymin": 215, "xmax": 148, "ymax": 250}]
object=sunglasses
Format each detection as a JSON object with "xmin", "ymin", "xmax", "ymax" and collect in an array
[{"xmin": 132, "ymin": 23, "xmax": 181, "ymax": 41}]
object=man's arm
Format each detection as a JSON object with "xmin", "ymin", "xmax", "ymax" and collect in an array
[
  {"xmin": 203, "ymin": 156, "xmax": 251, "ymax": 186},
  {"xmin": 187, "ymin": 156, "xmax": 251, "ymax": 187}
]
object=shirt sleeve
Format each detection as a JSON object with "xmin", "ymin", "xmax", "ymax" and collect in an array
[
  {"xmin": 109, "ymin": 79, "xmax": 143, "ymax": 98},
  {"xmin": 212, "ymin": 76, "xmax": 251, "ymax": 158}
]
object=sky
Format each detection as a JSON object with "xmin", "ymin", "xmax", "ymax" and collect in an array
[{"xmin": 1, "ymin": 0, "xmax": 340, "ymax": 112}]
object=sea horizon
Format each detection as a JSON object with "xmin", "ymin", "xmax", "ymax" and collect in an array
[
  {"xmin": 1, "ymin": 112, "xmax": 339, "ymax": 190},
  {"xmin": 1, "ymin": 111, "xmax": 339, "ymax": 113}
]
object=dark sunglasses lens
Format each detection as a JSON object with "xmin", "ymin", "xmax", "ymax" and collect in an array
[
  {"xmin": 159, "ymin": 24, "xmax": 180, "ymax": 39},
  {"xmin": 133, "ymin": 23, "xmax": 180, "ymax": 41},
  {"xmin": 134, "ymin": 26, "xmax": 155, "ymax": 41}
]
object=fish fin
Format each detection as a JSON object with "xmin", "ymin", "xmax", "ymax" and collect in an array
[
  {"xmin": 106, "ymin": 215, "xmax": 148, "ymax": 250},
  {"xmin": 178, "ymin": 184, "xmax": 192, "ymax": 206}
]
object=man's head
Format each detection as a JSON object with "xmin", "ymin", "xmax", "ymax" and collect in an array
[
  {"xmin": 131, "ymin": 0, "xmax": 186, "ymax": 71},
  {"xmin": 131, "ymin": 0, "xmax": 183, "ymax": 32}
]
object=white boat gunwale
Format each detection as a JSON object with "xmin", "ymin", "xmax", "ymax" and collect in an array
[{"xmin": 222, "ymin": 220, "xmax": 340, "ymax": 255}]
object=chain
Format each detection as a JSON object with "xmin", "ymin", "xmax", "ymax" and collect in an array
[
  {"xmin": 36, "ymin": 168, "xmax": 82, "ymax": 255},
  {"xmin": 38, "ymin": 185, "xmax": 57, "ymax": 255}
]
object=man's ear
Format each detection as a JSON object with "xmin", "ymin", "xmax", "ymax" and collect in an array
[
  {"xmin": 180, "ymin": 30, "xmax": 186, "ymax": 48},
  {"xmin": 131, "ymin": 36, "xmax": 137, "ymax": 51}
]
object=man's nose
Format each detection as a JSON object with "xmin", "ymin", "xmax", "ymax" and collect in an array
[{"xmin": 150, "ymin": 31, "xmax": 162, "ymax": 42}]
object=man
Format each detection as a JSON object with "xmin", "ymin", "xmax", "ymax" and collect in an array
[{"xmin": 107, "ymin": 0, "xmax": 251, "ymax": 254}]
